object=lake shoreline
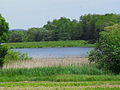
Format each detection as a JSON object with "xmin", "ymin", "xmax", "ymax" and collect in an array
[{"xmin": 5, "ymin": 40, "xmax": 95, "ymax": 49}]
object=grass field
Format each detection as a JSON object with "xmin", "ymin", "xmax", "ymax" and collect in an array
[
  {"xmin": 5, "ymin": 40, "xmax": 94, "ymax": 48},
  {"xmin": 1, "ymin": 59, "xmax": 120, "ymax": 89},
  {"xmin": 1, "ymin": 56, "xmax": 120, "ymax": 89},
  {"xmin": 0, "ymin": 81, "xmax": 120, "ymax": 89},
  {"xmin": 0, "ymin": 64, "xmax": 116, "ymax": 82},
  {"xmin": 0, "ymin": 86, "xmax": 120, "ymax": 90}
]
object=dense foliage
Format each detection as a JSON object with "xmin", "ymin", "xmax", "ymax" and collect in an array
[
  {"xmin": 4, "ymin": 50, "xmax": 32, "ymax": 63},
  {"xmin": 8, "ymin": 14, "xmax": 120, "ymax": 43},
  {"xmin": 89, "ymin": 24, "xmax": 120, "ymax": 74},
  {"xmin": 0, "ymin": 14, "xmax": 9, "ymax": 68}
]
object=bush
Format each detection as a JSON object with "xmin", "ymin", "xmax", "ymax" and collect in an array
[
  {"xmin": 0, "ymin": 14, "xmax": 9, "ymax": 68},
  {"xmin": 4, "ymin": 50, "xmax": 32, "ymax": 63},
  {"xmin": 0, "ymin": 45, "xmax": 8, "ymax": 68},
  {"xmin": 89, "ymin": 24, "xmax": 120, "ymax": 74}
]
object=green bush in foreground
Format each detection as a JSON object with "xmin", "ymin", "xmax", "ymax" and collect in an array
[
  {"xmin": 0, "ymin": 14, "xmax": 9, "ymax": 68},
  {"xmin": 0, "ymin": 45, "xmax": 8, "ymax": 68},
  {"xmin": 4, "ymin": 50, "xmax": 32, "ymax": 63},
  {"xmin": 89, "ymin": 24, "xmax": 120, "ymax": 74}
]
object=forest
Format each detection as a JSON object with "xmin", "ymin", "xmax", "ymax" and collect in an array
[{"xmin": 8, "ymin": 13, "xmax": 120, "ymax": 43}]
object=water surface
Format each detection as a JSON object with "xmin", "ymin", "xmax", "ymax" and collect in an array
[{"xmin": 13, "ymin": 47, "xmax": 94, "ymax": 58}]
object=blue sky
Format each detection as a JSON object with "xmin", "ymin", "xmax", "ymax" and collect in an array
[{"xmin": 0, "ymin": 0, "xmax": 120, "ymax": 29}]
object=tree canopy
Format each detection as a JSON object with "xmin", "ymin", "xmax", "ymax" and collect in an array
[
  {"xmin": 89, "ymin": 24, "xmax": 120, "ymax": 73},
  {"xmin": 0, "ymin": 14, "xmax": 9, "ymax": 68},
  {"xmin": 8, "ymin": 14, "xmax": 120, "ymax": 43}
]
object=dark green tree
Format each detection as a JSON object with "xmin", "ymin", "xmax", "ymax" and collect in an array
[
  {"xmin": 44, "ymin": 17, "xmax": 80, "ymax": 41},
  {"xmin": 27, "ymin": 28, "xmax": 53, "ymax": 42},
  {"xmin": 7, "ymin": 13, "xmax": 120, "ymax": 43},
  {"xmin": 89, "ymin": 24, "xmax": 120, "ymax": 73},
  {"xmin": 9, "ymin": 32, "xmax": 23, "ymax": 42},
  {"xmin": 0, "ymin": 14, "xmax": 9, "ymax": 68}
]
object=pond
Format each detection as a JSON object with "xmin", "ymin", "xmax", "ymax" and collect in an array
[{"xmin": 13, "ymin": 47, "xmax": 94, "ymax": 58}]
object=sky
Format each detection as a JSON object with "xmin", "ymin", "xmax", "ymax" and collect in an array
[{"xmin": 0, "ymin": 0, "xmax": 120, "ymax": 29}]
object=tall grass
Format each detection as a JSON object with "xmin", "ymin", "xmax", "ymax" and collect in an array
[
  {"xmin": 4, "ymin": 50, "xmax": 32, "ymax": 63},
  {"xmin": 5, "ymin": 40, "xmax": 94, "ymax": 48},
  {"xmin": 0, "ymin": 65, "xmax": 117, "ymax": 82},
  {"xmin": 3, "ymin": 58, "xmax": 89, "ymax": 69},
  {"xmin": 0, "ymin": 65, "xmax": 112, "ymax": 77}
]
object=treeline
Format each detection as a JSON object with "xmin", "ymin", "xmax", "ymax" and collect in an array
[{"xmin": 8, "ymin": 14, "xmax": 120, "ymax": 43}]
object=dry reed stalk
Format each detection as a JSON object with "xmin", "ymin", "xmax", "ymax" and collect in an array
[{"xmin": 3, "ymin": 58, "xmax": 89, "ymax": 69}]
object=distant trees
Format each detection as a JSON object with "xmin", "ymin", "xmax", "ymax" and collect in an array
[
  {"xmin": 89, "ymin": 24, "xmax": 120, "ymax": 73},
  {"xmin": 8, "ymin": 14, "xmax": 120, "ymax": 43},
  {"xmin": 27, "ymin": 28, "xmax": 53, "ymax": 41},
  {"xmin": 9, "ymin": 32, "xmax": 23, "ymax": 42},
  {"xmin": 79, "ymin": 14, "xmax": 120, "ymax": 42},
  {"xmin": 8, "ymin": 30, "xmax": 27, "ymax": 42},
  {"xmin": 44, "ymin": 17, "xmax": 74, "ymax": 40},
  {"xmin": 0, "ymin": 14, "xmax": 9, "ymax": 68}
]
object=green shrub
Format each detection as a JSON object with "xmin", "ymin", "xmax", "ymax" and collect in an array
[
  {"xmin": 89, "ymin": 24, "xmax": 120, "ymax": 74},
  {"xmin": 0, "ymin": 14, "xmax": 9, "ymax": 68},
  {"xmin": 4, "ymin": 50, "xmax": 32, "ymax": 63},
  {"xmin": 0, "ymin": 45, "xmax": 8, "ymax": 68}
]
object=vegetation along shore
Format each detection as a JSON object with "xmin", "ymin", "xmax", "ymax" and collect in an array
[{"xmin": 5, "ymin": 40, "xmax": 94, "ymax": 49}]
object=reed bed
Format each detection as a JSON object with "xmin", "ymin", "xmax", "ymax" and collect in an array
[{"xmin": 3, "ymin": 58, "xmax": 89, "ymax": 69}]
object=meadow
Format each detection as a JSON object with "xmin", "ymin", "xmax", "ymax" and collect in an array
[
  {"xmin": 0, "ymin": 64, "xmax": 120, "ymax": 89},
  {"xmin": 0, "ymin": 64, "xmax": 118, "ymax": 82},
  {"xmin": 1, "ymin": 55, "xmax": 120, "ymax": 89},
  {"xmin": 0, "ymin": 81, "xmax": 120, "ymax": 90},
  {"xmin": 5, "ymin": 40, "xmax": 94, "ymax": 48}
]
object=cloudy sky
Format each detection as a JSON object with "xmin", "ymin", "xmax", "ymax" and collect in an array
[{"xmin": 0, "ymin": 0, "xmax": 120, "ymax": 29}]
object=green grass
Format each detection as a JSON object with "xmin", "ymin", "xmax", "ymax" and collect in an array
[
  {"xmin": 0, "ymin": 65, "xmax": 112, "ymax": 77},
  {"xmin": 0, "ymin": 66, "xmax": 119, "ymax": 89},
  {"xmin": 82, "ymin": 88, "xmax": 120, "ymax": 90},
  {"xmin": 0, "ymin": 81, "xmax": 119, "ymax": 87},
  {"xmin": 1, "ymin": 75, "xmax": 120, "ymax": 82},
  {"xmin": 5, "ymin": 40, "xmax": 94, "ymax": 48},
  {"xmin": 0, "ymin": 65, "xmax": 118, "ymax": 82}
]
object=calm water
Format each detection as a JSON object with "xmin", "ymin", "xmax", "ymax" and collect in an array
[{"xmin": 13, "ymin": 47, "xmax": 94, "ymax": 58}]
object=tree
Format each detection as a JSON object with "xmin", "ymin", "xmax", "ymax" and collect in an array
[
  {"xmin": 9, "ymin": 31, "xmax": 23, "ymax": 42},
  {"xmin": 0, "ymin": 14, "xmax": 9, "ymax": 68},
  {"xmin": 89, "ymin": 24, "xmax": 120, "ymax": 73},
  {"xmin": 80, "ymin": 14, "xmax": 120, "ymax": 42},
  {"xmin": 8, "ymin": 30, "xmax": 28, "ymax": 42},
  {"xmin": 7, "ymin": 14, "xmax": 120, "ymax": 42},
  {"xmin": 27, "ymin": 28, "xmax": 53, "ymax": 42}
]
